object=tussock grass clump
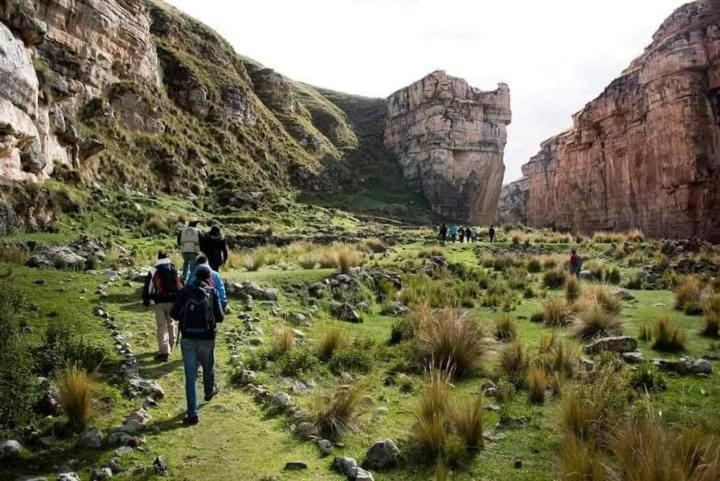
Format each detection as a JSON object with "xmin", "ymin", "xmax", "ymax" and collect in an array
[
  {"xmin": 558, "ymin": 435, "xmax": 608, "ymax": 481},
  {"xmin": 0, "ymin": 246, "xmax": 29, "ymax": 265},
  {"xmin": 55, "ymin": 366, "xmax": 96, "ymax": 431},
  {"xmin": 673, "ymin": 275, "xmax": 702, "ymax": 311},
  {"xmin": 144, "ymin": 214, "xmax": 170, "ymax": 234},
  {"xmin": 527, "ymin": 367, "xmax": 548, "ymax": 404},
  {"xmin": 542, "ymin": 298, "xmax": 570, "ymax": 327},
  {"xmin": 527, "ymin": 257, "xmax": 542, "ymax": 273},
  {"xmin": 638, "ymin": 324, "xmax": 653, "ymax": 342},
  {"xmin": 494, "ymin": 314, "xmax": 517, "ymax": 342},
  {"xmin": 580, "ymin": 284, "xmax": 622, "ymax": 316},
  {"xmin": 364, "ymin": 238, "xmax": 387, "ymax": 253},
  {"xmin": 413, "ymin": 370, "xmax": 452, "ymax": 456},
  {"xmin": 565, "ymin": 274, "xmax": 580, "ymax": 303},
  {"xmin": 702, "ymin": 293, "xmax": 720, "ymax": 338},
  {"xmin": 451, "ymin": 395, "xmax": 484, "ymax": 450},
  {"xmin": 242, "ymin": 249, "xmax": 267, "ymax": 272},
  {"xmin": 543, "ymin": 269, "xmax": 566, "ymax": 289},
  {"xmin": 416, "ymin": 309, "xmax": 488, "ymax": 376},
  {"xmin": 272, "ymin": 328, "xmax": 295, "ymax": 357},
  {"xmin": 310, "ymin": 383, "xmax": 366, "ymax": 440},
  {"xmin": 574, "ymin": 302, "xmax": 622, "ymax": 340},
  {"xmin": 498, "ymin": 341, "xmax": 529, "ymax": 388},
  {"xmin": 652, "ymin": 314, "xmax": 686, "ymax": 352},
  {"xmin": 552, "ymin": 342, "xmax": 578, "ymax": 379},
  {"xmin": 318, "ymin": 326, "xmax": 345, "ymax": 361}
]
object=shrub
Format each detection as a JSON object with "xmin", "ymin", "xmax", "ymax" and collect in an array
[
  {"xmin": 35, "ymin": 324, "xmax": 108, "ymax": 376},
  {"xmin": 542, "ymin": 298, "xmax": 569, "ymax": 327},
  {"xmin": 413, "ymin": 370, "xmax": 452, "ymax": 457},
  {"xmin": 310, "ymin": 383, "xmax": 366, "ymax": 440},
  {"xmin": 552, "ymin": 342, "xmax": 578, "ymax": 379},
  {"xmin": 652, "ymin": 314, "xmax": 686, "ymax": 352},
  {"xmin": 494, "ymin": 314, "xmax": 517, "ymax": 342},
  {"xmin": 390, "ymin": 316, "xmax": 417, "ymax": 345},
  {"xmin": 318, "ymin": 327, "xmax": 345, "ymax": 360},
  {"xmin": 606, "ymin": 268, "xmax": 621, "ymax": 285},
  {"xmin": 638, "ymin": 324, "xmax": 653, "ymax": 342},
  {"xmin": 628, "ymin": 363, "xmax": 666, "ymax": 392},
  {"xmin": 580, "ymin": 284, "xmax": 623, "ymax": 316},
  {"xmin": 298, "ymin": 255, "xmax": 318, "ymax": 270},
  {"xmin": 530, "ymin": 312, "xmax": 545, "ymax": 323},
  {"xmin": 625, "ymin": 274, "xmax": 643, "ymax": 290},
  {"xmin": 702, "ymin": 293, "xmax": 720, "ymax": 337},
  {"xmin": 335, "ymin": 244, "xmax": 364, "ymax": 275},
  {"xmin": 565, "ymin": 274, "xmax": 580, "ymax": 303},
  {"xmin": 242, "ymin": 249, "xmax": 267, "ymax": 272},
  {"xmin": 527, "ymin": 258, "xmax": 542, "ymax": 274},
  {"xmin": 574, "ymin": 302, "xmax": 622, "ymax": 340},
  {"xmin": 451, "ymin": 395, "xmax": 484, "ymax": 450},
  {"xmin": 55, "ymin": 366, "xmax": 96, "ymax": 431},
  {"xmin": 364, "ymin": 238, "xmax": 387, "ymax": 254},
  {"xmin": 558, "ymin": 435, "xmax": 608, "ymax": 481},
  {"xmin": 543, "ymin": 270, "xmax": 566, "ymax": 289},
  {"xmin": 272, "ymin": 328, "xmax": 295, "ymax": 358},
  {"xmin": 0, "ymin": 245, "xmax": 29, "ymax": 265},
  {"xmin": 498, "ymin": 341, "xmax": 529, "ymax": 388},
  {"xmin": 684, "ymin": 301, "xmax": 704, "ymax": 316},
  {"xmin": 673, "ymin": 276, "xmax": 702, "ymax": 311},
  {"xmin": 416, "ymin": 309, "xmax": 488, "ymax": 376},
  {"xmin": 527, "ymin": 367, "xmax": 548, "ymax": 404},
  {"xmin": 328, "ymin": 338, "xmax": 374, "ymax": 374},
  {"xmin": 277, "ymin": 348, "xmax": 320, "ymax": 377},
  {"xmin": 144, "ymin": 214, "xmax": 170, "ymax": 234}
]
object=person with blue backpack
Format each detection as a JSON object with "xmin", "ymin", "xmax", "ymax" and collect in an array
[
  {"xmin": 186, "ymin": 255, "xmax": 228, "ymax": 312},
  {"xmin": 171, "ymin": 264, "xmax": 225, "ymax": 426}
]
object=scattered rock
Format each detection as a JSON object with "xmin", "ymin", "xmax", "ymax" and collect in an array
[
  {"xmin": 56, "ymin": 474, "xmax": 80, "ymax": 481},
  {"xmin": 0, "ymin": 440, "xmax": 23, "ymax": 459},
  {"xmin": 284, "ymin": 461, "xmax": 308, "ymax": 471},
  {"xmin": 77, "ymin": 428, "xmax": 103, "ymax": 449},
  {"xmin": 153, "ymin": 456, "xmax": 168, "ymax": 476},
  {"xmin": 381, "ymin": 302, "xmax": 409, "ymax": 316},
  {"xmin": 584, "ymin": 336, "xmax": 638, "ymax": 355},
  {"xmin": 622, "ymin": 352, "xmax": 644, "ymax": 364},
  {"xmin": 363, "ymin": 439, "xmax": 400, "ymax": 470},
  {"xmin": 355, "ymin": 468, "xmax": 375, "ymax": 481},
  {"xmin": 513, "ymin": 458, "xmax": 523, "ymax": 469},
  {"xmin": 236, "ymin": 370, "xmax": 257, "ymax": 385},
  {"xmin": 90, "ymin": 467, "xmax": 112, "ymax": 481},
  {"xmin": 317, "ymin": 439, "xmax": 333, "ymax": 457},
  {"xmin": 295, "ymin": 421, "xmax": 319, "ymax": 440},
  {"xmin": 614, "ymin": 289, "xmax": 636, "ymax": 301},
  {"xmin": 332, "ymin": 303, "xmax": 362, "ymax": 323},
  {"xmin": 270, "ymin": 392, "xmax": 294, "ymax": 411},
  {"xmin": 333, "ymin": 457, "xmax": 359, "ymax": 477},
  {"xmin": 127, "ymin": 378, "xmax": 164, "ymax": 400},
  {"xmin": 693, "ymin": 359, "xmax": 712, "ymax": 375}
]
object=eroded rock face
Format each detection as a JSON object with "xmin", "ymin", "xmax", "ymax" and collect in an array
[
  {"xmin": 521, "ymin": 2, "xmax": 720, "ymax": 241},
  {"xmin": 384, "ymin": 71, "xmax": 512, "ymax": 223},
  {"xmin": 497, "ymin": 177, "xmax": 529, "ymax": 225}
]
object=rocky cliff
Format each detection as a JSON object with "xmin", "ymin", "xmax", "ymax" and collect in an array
[
  {"xmin": 384, "ymin": 71, "xmax": 512, "ymax": 224},
  {"xmin": 496, "ymin": 178, "xmax": 529, "ymax": 226},
  {"xmin": 520, "ymin": 0, "xmax": 720, "ymax": 241}
]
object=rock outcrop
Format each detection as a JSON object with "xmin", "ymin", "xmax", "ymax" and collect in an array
[
  {"xmin": 496, "ymin": 178, "xmax": 529, "ymax": 225},
  {"xmin": 520, "ymin": 1, "xmax": 720, "ymax": 241},
  {"xmin": 384, "ymin": 71, "xmax": 512, "ymax": 223}
]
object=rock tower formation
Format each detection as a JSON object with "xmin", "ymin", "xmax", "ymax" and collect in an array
[
  {"xmin": 384, "ymin": 71, "xmax": 512, "ymax": 224},
  {"xmin": 518, "ymin": 1, "xmax": 720, "ymax": 241},
  {"xmin": 496, "ymin": 178, "xmax": 529, "ymax": 226}
]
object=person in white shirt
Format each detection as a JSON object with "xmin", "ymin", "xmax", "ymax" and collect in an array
[{"xmin": 177, "ymin": 220, "xmax": 201, "ymax": 281}]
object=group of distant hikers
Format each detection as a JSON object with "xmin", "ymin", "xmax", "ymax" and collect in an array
[
  {"xmin": 141, "ymin": 220, "xmax": 229, "ymax": 425},
  {"xmin": 438, "ymin": 223, "xmax": 496, "ymax": 243}
]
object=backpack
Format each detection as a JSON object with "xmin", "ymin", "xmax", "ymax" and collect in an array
[
  {"xmin": 179, "ymin": 285, "xmax": 216, "ymax": 336},
  {"xmin": 151, "ymin": 265, "xmax": 181, "ymax": 302}
]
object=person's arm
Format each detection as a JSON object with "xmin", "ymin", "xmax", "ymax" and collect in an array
[
  {"xmin": 142, "ymin": 272, "xmax": 152, "ymax": 307},
  {"xmin": 221, "ymin": 239, "xmax": 229, "ymax": 265},
  {"xmin": 213, "ymin": 291, "xmax": 225, "ymax": 324},
  {"xmin": 213, "ymin": 272, "xmax": 228, "ymax": 307},
  {"xmin": 177, "ymin": 230, "xmax": 182, "ymax": 248}
]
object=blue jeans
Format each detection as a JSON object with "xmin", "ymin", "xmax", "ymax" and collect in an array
[
  {"xmin": 181, "ymin": 252, "xmax": 197, "ymax": 282},
  {"xmin": 180, "ymin": 338, "xmax": 216, "ymax": 417}
]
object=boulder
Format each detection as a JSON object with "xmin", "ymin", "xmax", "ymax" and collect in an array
[
  {"xmin": 0, "ymin": 440, "xmax": 23, "ymax": 459},
  {"xmin": 56, "ymin": 474, "xmax": 80, "ymax": 481},
  {"xmin": 77, "ymin": 428, "xmax": 103, "ymax": 449},
  {"xmin": 332, "ymin": 303, "xmax": 362, "ymax": 323},
  {"xmin": 333, "ymin": 457, "xmax": 359, "ymax": 477},
  {"xmin": 622, "ymin": 352, "xmax": 644, "ymax": 364},
  {"xmin": 90, "ymin": 468, "xmax": 112, "ymax": 481},
  {"xmin": 362, "ymin": 439, "xmax": 400, "ymax": 470},
  {"xmin": 381, "ymin": 302, "xmax": 409, "ymax": 316},
  {"xmin": 153, "ymin": 456, "xmax": 168, "ymax": 476},
  {"xmin": 317, "ymin": 439, "xmax": 333, "ymax": 457},
  {"xmin": 269, "ymin": 392, "xmax": 293, "ymax": 411},
  {"xmin": 614, "ymin": 289, "xmax": 636, "ymax": 301},
  {"xmin": 584, "ymin": 336, "xmax": 638, "ymax": 355},
  {"xmin": 693, "ymin": 359, "xmax": 712, "ymax": 375},
  {"xmin": 127, "ymin": 378, "xmax": 164, "ymax": 400}
]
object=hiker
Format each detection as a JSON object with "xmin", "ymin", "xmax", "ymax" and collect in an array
[
  {"xmin": 201, "ymin": 225, "xmax": 229, "ymax": 272},
  {"xmin": 570, "ymin": 249, "xmax": 583, "ymax": 277},
  {"xmin": 465, "ymin": 226, "xmax": 473, "ymax": 243},
  {"xmin": 489, "ymin": 225, "xmax": 496, "ymax": 243},
  {"xmin": 449, "ymin": 224, "xmax": 458, "ymax": 243},
  {"xmin": 459, "ymin": 226, "xmax": 465, "ymax": 243},
  {"xmin": 439, "ymin": 223, "xmax": 448, "ymax": 243},
  {"xmin": 142, "ymin": 251, "xmax": 184, "ymax": 362},
  {"xmin": 187, "ymin": 255, "xmax": 229, "ymax": 312},
  {"xmin": 171, "ymin": 264, "xmax": 225, "ymax": 425},
  {"xmin": 178, "ymin": 220, "xmax": 201, "ymax": 281},
  {"xmin": 470, "ymin": 226, "xmax": 478, "ymax": 242}
]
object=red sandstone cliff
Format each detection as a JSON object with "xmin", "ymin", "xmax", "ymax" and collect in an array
[{"xmin": 521, "ymin": 0, "xmax": 720, "ymax": 241}]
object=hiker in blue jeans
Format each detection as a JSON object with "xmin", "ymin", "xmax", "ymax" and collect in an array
[{"xmin": 170, "ymin": 264, "xmax": 225, "ymax": 425}]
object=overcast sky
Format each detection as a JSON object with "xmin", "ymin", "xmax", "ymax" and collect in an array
[{"xmin": 166, "ymin": 0, "xmax": 687, "ymax": 183}]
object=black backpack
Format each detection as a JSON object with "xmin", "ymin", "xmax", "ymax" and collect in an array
[
  {"xmin": 152, "ymin": 264, "xmax": 181, "ymax": 302},
  {"xmin": 179, "ymin": 285, "xmax": 216, "ymax": 336}
]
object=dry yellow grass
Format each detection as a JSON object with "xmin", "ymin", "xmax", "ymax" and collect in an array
[
  {"xmin": 55, "ymin": 366, "xmax": 96, "ymax": 431},
  {"xmin": 310, "ymin": 383, "xmax": 367, "ymax": 440},
  {"xmin": 272, "ymin": 328, "xmax": 295, "ymax": 357}
]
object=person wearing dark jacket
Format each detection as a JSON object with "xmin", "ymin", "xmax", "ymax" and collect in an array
[
  {"xmin": 171, "ymin": 264, "xmax": 225, "ymax": 425},
  {"xmin": 200, "ymin": 225, "xmax": 229, "ymax": 272},
  {"xmin": 142, "ymin": 251, "xmax": 183, "ymax": 362}
]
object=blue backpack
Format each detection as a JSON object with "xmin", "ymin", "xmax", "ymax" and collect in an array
[{"xmin": 180, "ymin": 285, "xmax": 216, "ymax": 336}]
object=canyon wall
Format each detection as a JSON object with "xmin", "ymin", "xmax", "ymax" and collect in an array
[
  {"xmin": 384, "ymin": 71, "xmax": 512, "ymax": 224},
  {"xmin": 520, "ymin": 0, "xmax": 720, "ymax": 241},
  {"xmin": 496, "ymin": 177, "xmax": 529, "ymax": 226}
]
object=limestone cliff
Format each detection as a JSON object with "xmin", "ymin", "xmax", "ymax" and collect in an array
[
  {"xmin": 520, "ymin": 0, "xmax": 720, "ymax": 241},
  {"xmin": 384, "ymin": 71, "xmax": 511, "ymax": 224},
  {"xmin": 496, "ymin": 178, "xmax": 528, "ymax": 226}
]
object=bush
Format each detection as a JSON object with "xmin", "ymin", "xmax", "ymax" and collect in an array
[
  {"xmin": 328, "ymin": 338, "xmax": 374, "ymax": 374},
  {"xmin": 574, "ymin": 302, "xmax": 622, "ymax": 340},
  {"xmin": 413, "ymin": 370, "xmax": 451, "ymax": 457},
  {"xmin": 334, "ymin": 244, "xmax": 364, "ymax": 275},
  {"xmin": 606, "ymin": 268, "xmax": 621, "ymax": 285},
  {"xmin": 390, "ymin": 316, "xmax": 417, "ymax": 345},
  {"xmin": 542, "ymin": 298, "xmax": 569, "ymax": 326},
  {"xmin": 652, "ymin": 314, "xmax": 686, "ymax": 352},
  {"xmin": 684, "ymin": 301, "xmax": 704, "ymax": 316},
  {"xmin": 625, "ymin": 274, "xmax": 643, "ymax": 290},
  {"xmin": 318, "ymin": 326, "xmax": 345, "ymax": 360},
  {"xmin": 702, "ymin": 293, "xmax": 720, "ymax": 337},
  {"xmin": 558, "ymin": 435, "xmax": 608, "ymax": 481},
  {"xmin": 242, "ymin": 249, "xmax": 267, "ymax": 272},
  {"xmin": 565, "ymin": 274, "xmax": 580, "ymax": 303},
  {"xmin": 543, "ymin": 270, "xmax": 566, "ymax": 289},
  {"xmin": 364, "ymin": 238, "xmax": 387, "ymax": 254},
  {"xmin": 310, "ymin": 383, "xmax": 366, "ymax": 440},
  {"xmin": 498, "ymin": 341, "xmax": 529, "ymax": 388},
  {"xmin": 530, "ymin": 312, "xmax": 545, "ymax": 323},
  {"xmin": 494, "ymin": 314, "xmax": 517, "ymax": 342},
  {"xmin": 638, "ymin": 324, "xmax": 652, "ymax": 342},
  {"xmin": 276, "ymin": 348, "xmax": 320, "ymax": 377},
  {"xmin": 580, "ymin": 284, "xmax": 623, "ymax": 316},
  {"xmin": 628, "ymin": 363, "xmax": 666, "ymax": 392},
  {"xmin": 552, "ymin": 342, "xmax": 578, "ymax": 379},
  {"xmin": 527, "ymin": 367, "xmax": 548, "ymax": 404},
  {"xmin": 673, "ymin": 276, "xmax": 702, "ymax": 311},
  {"xmin": 527, "ymin": 258, "xmax": 542, "ymax": 274},
  {"xmin": 35, "ymin": 324, "xmax": 108, "ymax": 376},
  {"xmin": 416, "ymin": 309, "xmax": 488, "ymax": 376},
  {"xmin": 272, "ymin": 328, "xmax": 295, "ymax": 358},
  {"xmin": 55, "ymin": 365, "xmax": 96, "ymax": 432},
  {"xmin": 451, "ymin": 395, "xmax": 484, "ymax": 450}
]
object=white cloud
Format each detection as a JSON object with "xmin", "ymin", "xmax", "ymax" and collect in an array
[{"xmin": 165, "ymin": 0, "xmax": 686, "ymax": 182}]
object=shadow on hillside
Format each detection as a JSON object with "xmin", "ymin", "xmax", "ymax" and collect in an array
[
  {"xmin": 103, "ymin": 292, "xmax": 146, "ymax": 313},
  {"xmin": 139, "ymin": 358, "xmax": 183, "ymax": 380}
]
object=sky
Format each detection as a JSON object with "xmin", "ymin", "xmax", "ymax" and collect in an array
[{"xmin": 166, "ymin": 0, "xmax": 687, "ymax": 183}]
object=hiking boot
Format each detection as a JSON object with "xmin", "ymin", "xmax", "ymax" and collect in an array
[
  {"xmin": 155, "ymin": 353, "xmax": 170, "ymax": 362},
  {"xmin": 204, "ymin": 384, "xmax": 219, "ymax": 402},
  {"xmin": 182, "ymin": 415, "xmax": 199, "ymax": 426}
]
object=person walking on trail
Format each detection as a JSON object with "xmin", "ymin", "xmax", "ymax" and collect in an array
[
  {"xmin": 449, "ymin": 224, "xmax": 458, "ymax": 243},
  {"xmin": 459, "ymin": 227, "xmax": 465, "ymax": 243},
  {"xmin": 570, "ymin": 249, "xmax": 583, "ymax": 277},
  {"xmin": 489, "ymin": 225, "xmax": 496, "ymax": 243},
  {"xmin": 201, "ymin": 225, "xmax": 229, "ymax": 272},
  {"xmin": 171, "ymin": 264, "xmax": 225, "ymax": 426},
  {"xmin": 142, "ymin": 251, "xmax": 183, "ymax": 362},
  {"xmin": 187, "ymin": 255, "xmax": 229, "ymax": 312},
  {"xmin": 465, "ymin": 227, "xmax": 473, "ymax": 243},
  {"xmin": 439, "ymin": 223, "xmax": 448, "ymax": 243},
  {"xmin": 178, "ymin": 220, "xmax": 201, "ymax": 281}
]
